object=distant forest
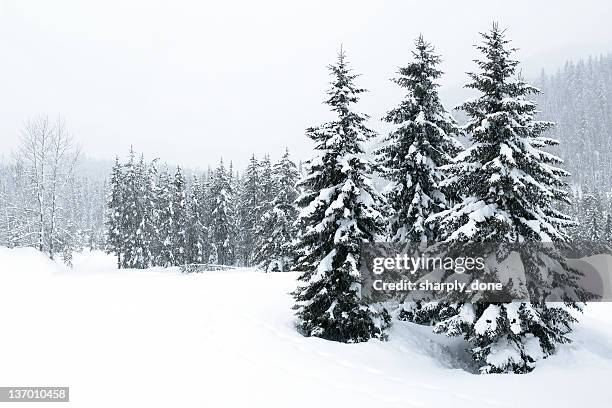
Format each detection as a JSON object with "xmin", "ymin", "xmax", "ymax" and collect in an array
[{"xmin": 537, "ymin": 54, "xmax": 612, "ymax": 190}]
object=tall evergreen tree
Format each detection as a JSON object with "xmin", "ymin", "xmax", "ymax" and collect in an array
[
  {"xmin": 121, "ymin": 148, "xmax": 139, "ymax": 267},
  {"xmin": 292, "ymin": 49, "xmax": 390, "ymax": 343},
  {"xmin": 431, "ymin": 24, "xmax": 582, "ymax": 373},
  {"xmin": 376, "ymin": 35, "xmax": 462, "ymax": 244},
  {"xmin": 227, "ymin": 162, "xmax": 238, "ymax": 265},
  {"xmin": 132, "ymin": 154, "xmax": 155, "ymax": 268},
  {"xmin": 237, "ymin": 155, "xmax": 260, "ymax": 266},
  {"xmin": 172, "ymin": 166, "xmax": 188, "ymax": 265},
  {"xmin": 257, "ymin": 155, "xmax": 275, "ymax": 217},
  {"xmin": 105, "ymin": 156, "xmax": 124, "ymax": 268},
  {"xmin": 251, "ymin": 154, "xmax": 276, "ymax": 264},
  {"xmin": 155, "ymin": 167, "xmax": 175, "ymax": 267},
  {"xmin": 209, "ymin": 159, "xmax": 236, "ymax": 265},
  {"xmin": 201, "ymin": 168, "xmax": 215, "ymax": 263},
  {"xmin": 186, "ymin": 175, "xmax": 206, "ymax": 264}
]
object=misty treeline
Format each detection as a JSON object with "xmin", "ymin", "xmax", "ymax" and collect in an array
[
  {"xmin": 105, "ymin": 148, "xmax": 300, "ymax": 270},
  {"xmin": 535, "ymin": 55, "xmax": 612, "ymax": 244},
  {"xmin": 0, "ymin": 116, "xmax": 105, "ymax": 263},
  {"xmin": 536, "ymin": 55, "xmax": 612, "ymax": 242},
  {"xmin": 537, "ymin": 54, "xmax": 612, "ymax": 190}
]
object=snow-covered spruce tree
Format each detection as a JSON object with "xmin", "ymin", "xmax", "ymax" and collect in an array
[
  {"xmin": 154, "ymin": 167, "xmax": 174, "ymax": 267},
  {"xmin": 120, "ymin": 148, "xmax": 140, "ymax": 267},
  {"xmin": 227, "ymin": 162, "xmax": 238, "ymax": 265},
  {"xmin": 105, "ymin": 156, "xmax": 124, "ymax": 268},
  {"xmin": 209, "ymin": 159, "xmax": 237, "ymax": 265},
  {"xmin": 292, "ymin": 49, "xmax": 390, "ymax": 343},
  {"xmin": 200, "ymin": 168, "xmax": 215, "ymax": 263},
  {"xmin": 251, "ymin": 155, "xmax": 277, "ymax": 264},
  {"xmin": 431, "ymin": 24, "xmax": 582, "ymax": 373},
  {"xmin": 376, "ymin": 35, "xmax": 462, "ymax": 245},
  {"xmin": 186, "ymin": 175, "xmax": 207, "ymax": 264},
  {"xmin": 237, "ymin": 155, "xmax": 260, "ymax": 266},
  {"xmin": 171, "ymin": 166, "xmax": 188, "ymax": 265},
  {"xmin": 257, "ymin": 155, "xmax": 275, "ymax": 218},
  {"xmin": 252, "ymin": 148, "xmax": 299, "ymax": 272},
  {"xmin": 132, "ymin": 154, "xmax": 156, "ymax": 268}
]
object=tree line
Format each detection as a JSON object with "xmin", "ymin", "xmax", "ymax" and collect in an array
[{"xmin": 105, "ymin": 148, "xmax": 299, "ymax": 271}]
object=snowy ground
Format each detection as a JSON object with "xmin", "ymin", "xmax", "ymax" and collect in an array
[{"xmin": 1, "ymin": 247, "xmax": 611, "ymax": 408}]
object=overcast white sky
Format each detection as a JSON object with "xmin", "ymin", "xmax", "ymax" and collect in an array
[{"xmin": 1, "ymin": 0, "xmax": 611, "ymax": 169}]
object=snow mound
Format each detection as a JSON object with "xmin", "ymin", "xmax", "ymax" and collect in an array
[{"xmin": 0, "ymin": 248, "xmax": 611, "ymax": 407}]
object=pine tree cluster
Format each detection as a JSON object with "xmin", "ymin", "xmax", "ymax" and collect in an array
[{"xmin": 292, "ymin": 25, "xmax": 591, "ymax": 374}]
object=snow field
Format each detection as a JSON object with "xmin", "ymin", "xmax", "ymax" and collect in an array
[{"xmin": 0, "ymin": 247, "xmax": 611, "ymax": 407}]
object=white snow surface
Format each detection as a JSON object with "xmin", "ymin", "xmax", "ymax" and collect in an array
[{"xmin": 1, "ymin": 247, "xmax": 612, "ymax": 407}]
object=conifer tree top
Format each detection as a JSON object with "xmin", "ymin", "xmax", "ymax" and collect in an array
[
  {"xmin": 376, "ymin": 35, "xmax": 461, "ymax": 244},
  {"xmin": 434, "ymin": 23, "xmax": 572, "ymax": 243},
  {"xmin": 389, "ymin": 35, "xmax": 443, "ymax": 111},
  {"xmin": 309, "ymin": 48, "xmax": 374, "ymax": 155}
]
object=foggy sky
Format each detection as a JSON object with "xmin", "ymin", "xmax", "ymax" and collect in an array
[{"xmin": 1, "ymin": 0, "xmax": 611, "ymax": 170}]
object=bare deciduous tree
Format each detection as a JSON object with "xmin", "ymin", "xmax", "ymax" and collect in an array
[{"xmin": 7, "ymin": 115, "xmax": 81, "ymax": 259}]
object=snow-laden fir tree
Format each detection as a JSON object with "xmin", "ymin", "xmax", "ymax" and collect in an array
[
  {"xmin": 171, "ymin": 166, "xmax": 188, "ymax": 265},
  {"xmin": 186, "ymin": 175, "xmax": 207, "ymax": 264},
  {"xmin": 105, "ymin": 157, "xmax": 124, "ymax": 268},
  {"xmin": 200, "ymin": 168, "xmax": 215, "ymax": 262},
  {"xmin": 257, "ymin": 155, "xmax": 275, "ymax": 217},
  {"xmin": 132, "ymin": 154, "xmax": 156, "ymax": 268},
  {"xmin": 252, "ymin": 154, "xmax": 277, "ymax": 264},
  {"xmin": 237, "ymin": 155, "xmax": 260, "ymax": 266},
  {"xmin": 252, "ymin": 148, "xmax": 299, "ymax": 272},
  {"xmin": 209, "ymin": 159, "xmax": 237, "ymax": 265},
  {"xmin": 154, "ymin": 167, "xmax": 175, "ymax": 267},
  {"xmin": 292, "ymin": 49, "xmax": 390, "ymax": 343},
  {"xmin": 376, "ymin": 35, "xmax": 462, "ymax": 244},
  {"xmin": 120, "ymin": 148, "xmax": 140, "ymax": 267},
  {"xmin": 227, "ymin": 162, "xmax": 238, "ymax": 265},
  {"xmin": 430, "ymin": 24, "xmax": 583, "ymax": 373}
]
